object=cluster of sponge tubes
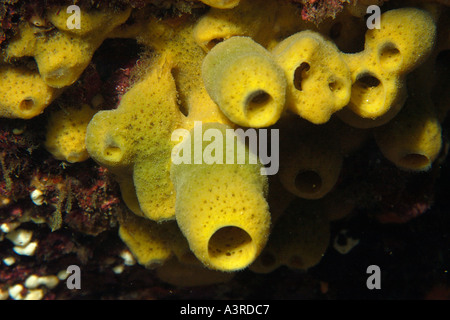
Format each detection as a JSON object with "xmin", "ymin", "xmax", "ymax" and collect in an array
[
  {"xmin": 202, "ymin": 7, "xmax": 442, "ymax": 172},
  {"xmin": 85, "ymin": 2, "xmax": 450, "ymax": 286},
  {"xmin": 0, "ymin": 6, "xmax": 133, "ymax": 165},
  {"xmin": 190, "ymin": 6, "xmax": 448, "ymax": 280},
  {"xmin": 0, "ymin": 7, "xmax": 131, "ymax": 119},
  {"xmin": 3, "ymin": 0, "xmax": 445, "ymax": 286}
]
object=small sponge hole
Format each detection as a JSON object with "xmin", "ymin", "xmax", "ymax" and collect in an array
[
  {"xmin": 355, "ymin": 74, "xmax": 381, "ymax": 89},
  {"xmin": 206, "ymin": 38, "xmax": 225, "ymax": 51},
  {"xmin": 379, "ymin": 43, "xmax": 401, "ymax": 70},
  {"xmin": 293, "ymin": 62, "xmax": 310, "ymax": 91},
  {"xmin": 400, "ymin": 153, "xmax": 430, "ymax": 170},
  {"xmin": 19, "ymin": 98, "xmax": 35, "ymax": 111},
  {"xmin": 245, "ymin": 90, "xmax": 273, "ymax": 120},
  {"xmin": 350, "ymin": 72, "xmax": 384, "ymax": 114},
  {"xmin": 104, "ymin": 145, "xmax": 123, "ymax": 162}
]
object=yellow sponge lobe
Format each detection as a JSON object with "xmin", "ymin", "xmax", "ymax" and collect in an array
[
  {"xmin": 46, "ymin": 6, "xmax": 129, "ymax": 36},
  {"xmin": 278, "ymin": 119, "xmax": 343, "ymax": 200},
  {"xmin": 86, "ymin": 56, "xmax": 183, "ymax": 221},
  {"xmin": 171, "ymin": 122, "xmax": 270, "ymax": 271},
  {"xmin": 338, "ymin": 7, "xmax": 436, "ymax": 127},
  {"xmin": 193, "ymin": 0, "xmax": 278, "ymax": 52},
  {"xmin": 202, "ymin": 36, "xmax": 286, "ymax": 128},
  {"xmin": 365, "ymin": 7, "xmax": 436, "ymax": 73},
  {"xmin": 375, "ymin": 99, "xmax": 442, "ymax": 171},
  {"xmin": 374, "ymin": 59, "xmax": 443, "ymax": 172},
  {"xmin": 251, "ymin": 200, "xmax": 330, "ymax": 273},
  {"xmin": 198, "ymin": 0, "xmax": 240, "ymax": 9},
  {"xmin": 272, "ymin": 30, "xmax": 351, "ymax": 124},
  {"xmin": 119, "ymin": 213, "xmax": 177, "ymax": 268},
  {"xmin": 6, "ymin": 7, "xmax": 131, "ymax": 88},
  {"xmin": 0, "ymin": 65, "xmax": 60, "ymax": 119},
  {"xmin": 45, "ymin": 104, "xmax": 96, "ymax": 163}
]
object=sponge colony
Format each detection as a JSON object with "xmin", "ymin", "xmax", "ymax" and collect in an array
[
  {"xmin": 6, "ymin": 6, "xmax": 131, "ymax": 88},
  {"xmin": 86, "ymin": 56, "xmax": 183, "ymax": 221},
  {"xmin": 338, "ymin": 7, "xmax": 437, "ymax": 128}
]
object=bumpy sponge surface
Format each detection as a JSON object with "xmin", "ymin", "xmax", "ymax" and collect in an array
[
  {"xmin": 338, "ymin": 7, "xmax": 436, "ymax": 127},
  {"xmin": 375, "ymin": 98, "xmax": 442, "ymax": 171},
  {"xmin": 86, "ymin": 56, "xmax": 183, "ymax": 221},
  {"xmin": 0, "ymin": 65, "xmax": 60, "ymax": 119},
  {"xmin": 203, "ymin": 37, "xmax": 286, "ymax": 128},
  {"xmin": 272, "ymin": 30, "xmax": 351, "ymax": 124},
  {"xmin": 45, "ymin": 104, "xmax": 96, "ymax": 163},
  {"xmin": 193, "ymin": 0, "xmax": 278, "ymax": 52},
  {"xmin": 171, "ymin": 122, "xmax": 270, "ymax": 271},
  {"xmin": 6, "ymin": 7, "xmax": 131, "ymax": 88}
]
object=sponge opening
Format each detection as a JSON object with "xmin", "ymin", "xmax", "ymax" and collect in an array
[
  {"xmin": 400, "ymin": 153, "xmax": 430, "ymax": 170},
  {"xmin": 208, "ymin": 226, "xmax": 255, "ymax": 270}
]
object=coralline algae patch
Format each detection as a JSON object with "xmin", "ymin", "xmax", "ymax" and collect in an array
[{"xmin": 0, "ymin": 0, "xmax": 449, "ymax": 299}]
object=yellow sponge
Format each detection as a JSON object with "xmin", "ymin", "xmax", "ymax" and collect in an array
[
  {"xmin": 202, "ymin": 36, "xmax": 286, "ymax": 128},
  {"xmin": 250, "ymin": 199, "xmax": 330, "ymax": 273},
  {"xmin": 138, "ymin": 17, "xmax": 232, "ymax": 128},
  {"xmin": 46, "ymin": 6, "xmax": 130, "ymax": 36},
  {"xmin": 193, "ymin": 0, "xmax": 278, "ymax": 52},
  {"xmin": 45, "ymin": 104, "xmax": 96, "ymax": 163},
  {"xmin": 374, "ymin": 55, "xmax": 443, "ymax": 172},
  {"xmin": 338, "ymin": 7, "xmax": 436, "ymax": 128},
  {"xmin": 171, "ymin": 122, "xmax": 270, "ymax": 271},
  {"xmin": 198, "ymin": 0, "xmax": 240, "ymax": 8},
  {"xmin": 87, "ymin": 14, "xmax": 234, "ymax": 223},
  {"xmin": 119, "ymin": 214, "xmax": 173, "ymax": 268},
  {"xmin": 6, "ymin": 7, "xmax": 131, "ymax": 88},
  {"xmin": 0, "ymin": 65, "xmax": 60, "ymax": 119},
  {"xmin": 278, "ymin": 141, "xmax": 342, "ymax": 200},
  {"xmin": 374, "ymin": 97, "xmax": 442, "ymax": 171},
  {"xmin": 272, "ymin": 30, "xmax": 351, "ymax": 124},
  {"xmin": 277, "ymin": 119, "xmax": 343, "ymax": 200},
  {"xmin": 364, "ymin": 7, "xmax": 436, "ymax": 73},
  {"xmin": 86, "ymin": 55, "xmax": 183, "ymax": 221},
  {"xmin": 120, "ymin": 211, "xmax": 235, "ymax": 285},
  {"xmin": 118, "ymin": 212, "xmax": 190, "ymax": 268}
]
